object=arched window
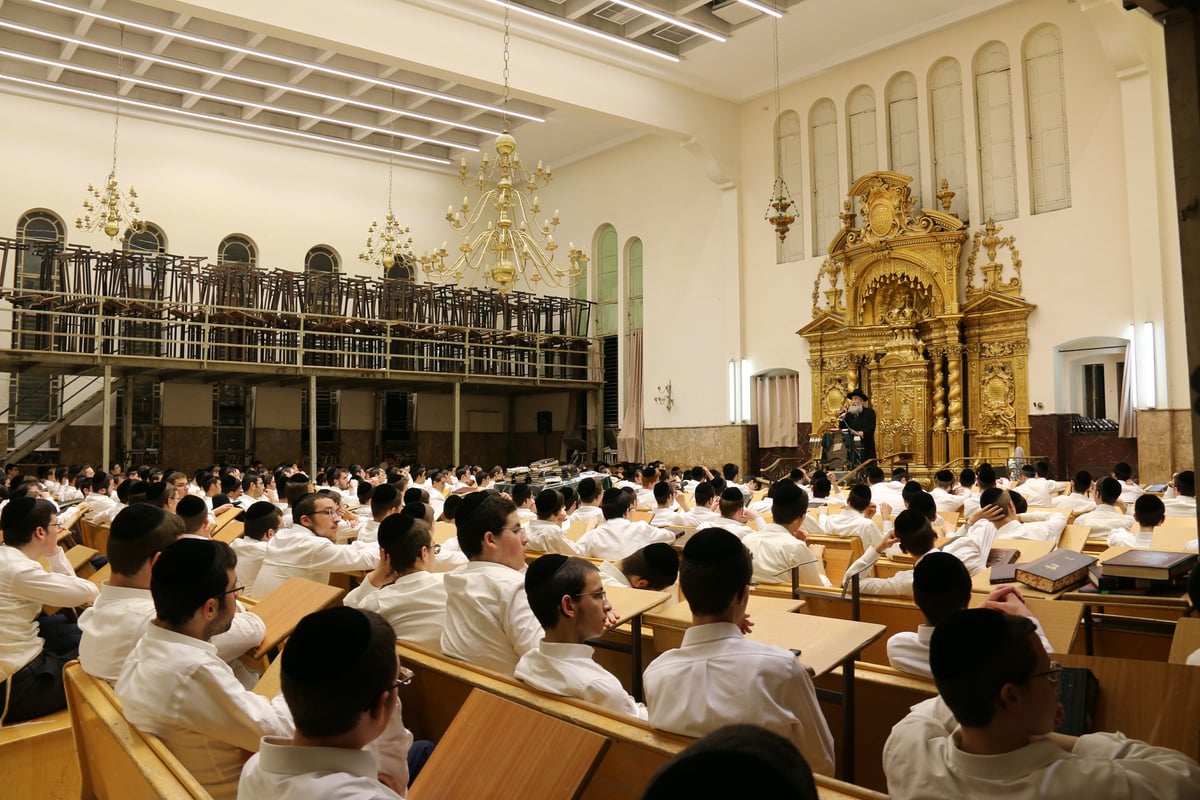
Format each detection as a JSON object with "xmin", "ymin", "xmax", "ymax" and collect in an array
[
  {"xmin": 886, "ymin": 72, "xmax": 922, "ymax": 209},
  {"xmin": 774, "ymin": 110, "xmax": 804, "ymax": 263},
  {"xmin": 1024, "ymin": 24, "xmax": 1071, "ymax": 214},
  {"xmin": 122, "ymin": 222, "xmax": 167, "ymax": 254},
  {"xmin": 929, "ymin": 58, "xmax": 969, "ymax": 221},
  {"xmin": 304, "ymin": 244, "xmax": 339, "ymax": 274},
  {"xmin": 594, "ymin": 225, "xmax": 619, "ymax": 337},
  {"xmin": 11, "ymin": 210, "xmax": 66, "ymax": 426},
  {"xmin": 974, "ymin": 42, "xmax": 1018, "ymax": 221},
  {"xmin": 846, "ymin": 86, "xmax": 877, "ymax": 182},
  {"xmin": 809, "ymin": 99, "xmax": 840, "ymax": 256},
  {"xmin": 218, "ymin": 233, "xmax": 258, "ymax": 265},
  {"xmin": 625, "ymin": 237, "xmax": 642, "ymax": 332},
  {"xmin": 15, "ymin": 209, "xmax": 65, "ymax": 291}
]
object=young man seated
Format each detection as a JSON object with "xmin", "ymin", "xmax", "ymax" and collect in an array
[
  {"xmin": 253, "ymin": 491, "xmax": 379, "ymax": 598},
  {"xmin": 643, "ymin": 529, "xmax": 835, "ymax": 776},
  {"xmin": 887, "ymin": 553, "xmax": 1052, "ymax": 679},
  {"xmin": 116, "ymin": 539, "xmax": 293, "ymax": 800},
  {"xmin": 883, "ymin": 608, "xmax": 1200, "ymax": 798},
  {"xmin": 704, "ymin": 487, "xmax": 765, "ymax": 539},
  {"xmin": 820, "ymin": 483, "xmax": 885, "ymax": 551},
  {"xmin": 650, "ymin": 481, "xmax": 691, "ymax": 528},
  {"xmin": 680, "ymin": 481, "xmax": 722, "ymax": 528},
  {"xmin": 512, "ymin": 482, "xmax": 537, "ymax": 522},
  {"xmin": 514, "ymin": 554, "xmax": 642, "ymax": 719},
  {"xmin": 358, "ymin": 484, "xmax": 402, "ymax": 546},
  {"xmin": 78, "ymin": 505, "xmax": 264, "ymax": 686},
  {"xmin": 842, "ymin": 509, "xmax": 938, "ymax": 596},
  {"xmin": 642, "ymin": 725, "xmax": 819, "ymax": 799},
  {"xmin": 960, "ymin": 488, "xmax": 1068, "ymax": 549},
  {"xmin": 1112, "ymin": 461, "xmax": 1144, "ymax": 505},
  {"xmin": 566, "ymin": 477, "xmax": 603, "ymax": 524},
  {"xmin": 345, "ymin": 511, "xmax": 447, "ymax": 653},
  {"xmin": 576, "ymin": 488, "xmax": 676, "ymax": 561},
  {"xmin": 1051, "ymin": 471, "xmax": 1096, "ymax": 514},
  {"xmin": 525, "ymin": 488, "xmax": 581, "ymax": 555},
  {"xmin": 0, "ymin": 497, "xmax": 100, "ymax": 723},
  {"xmin": 742, "ymin": 480, "xmax": 830, "ymax": 587},
  {"xmin": 597, "ymin": 542, "xmax": 679, "ymax": 592},
  {"xmin": 440, "ymin": 492, "xmax": 543, "ymax": 675},
  {"xmin": 1107, "ymin": 494, "xmax": 1165, "ymax": 548},
  {"xmin": 176, "ymin": 494, "xmax": 212, "ymax": 538},
  {"xmin": 231, "ymin": 501, "xmax": 280, "ymax": 598},
  {"xmin": 1075, "ymin": 477, "xmax": 1133, "ymax": 538},
  {"xmin": 929, "ymin": 469, "xmax": 968, "ymax": 513},
  {"xmin": 239, "ymin": 606, "xmax": 422, "ymax": 799},
  {"xmin": 1163, "ymin": 470, "xmax": 1196, "ymax": 518}
]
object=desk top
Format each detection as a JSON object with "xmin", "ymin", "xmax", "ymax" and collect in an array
[
  {"xmin": 249, "ymin": 577, "xmax": 346, "ymax": 658},
  {"xmin": 602, "ymin": 585, "xmax": 670, "ymax": 631},
  {"xmin": 742, "ymin": 610, "xmax": 886, "ymax": 678},
  {"xmin": 1154, "ymin": 528, "xmax": 1199, "ymax": 552},
  {"xmin": 252, "ymin": 655, "xmax": 282, "ymax": 698},
  {"xmin": 433, "ymin": 521, "xmax": 459, "ymax": 545},
  {"xmin": 214, "ymin": 520, "xmax": 244, "ymax": 544},
  {"xmin": 1169, "ymin": 617, "xmax": 1200, "ymax": 665},
  {"xmin": 644, "ymin": 594, "xmax": 804, "ymax": 628},
  {"xmin": 992, "ymin": 538, "xmax": 1056, "ymax": 562},
  {"xmin": 964, "ymin": 594, "xmax": 1083, "ymax": 654}
]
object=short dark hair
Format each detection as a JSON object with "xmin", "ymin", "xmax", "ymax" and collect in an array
[
  {"xmin": 0, "ymin": 497, "xmax": 54, "ymax": 547},
  {"xmin": 767, "ymin": 480, "xmax": 809, "ymax": 526},
  {"xmin": 679, "ymin": 529, "xmax": 752, "ymax": 616},
  {"xmin": 441, "ymin": 493, "xmax": 463, "ymax": 521},
  {"xmin": 934, "ymin": 470, "xmax": 954, "ymax": 487},
  {"xmin": 243, "ymin": 505, "xmax": 282, "ymax": 541},
  {"xmin": 220, "ymin": 474, "xmax": 240, "ymax": 495},
  {"xmin": 577, "ymin": 477, "xmax": 600, "ymax": 503},
  {"xmin": 535, "ymin": 488, "xmax": 563, "ymax": 520},
  {"xmin": 693, "ymin": 481, "xmax": 716, "ymax": 506},
  {"xmin": 1134, "ymin": 494, "xmax": 1166, "ymax": 527},
  {"xmin": 865, "ymin": 466, "xmax": 885, "ymax": 484},
  {"xmin": 811, "ymin": 477, "xmax": 831, "ymax": 499},
  {"xmin": 959, "ymin": 468, "xmax": 976, "ymax": 489},
  {"xmin": 175, "ymin": 495, "xmax": 208, "ymax": 533},
  {"xmin": 512, "ymin": 483, "xmax": 533, "ymax": 507},
  {"xmin": 893, "ymin": 510, "xmax": 937, "ymax": 556},
  {"xmin": 1097, "ymin": 477, "xmax": 1122, "ymax": 505},
  {"xmin": 901, "ymin": 481, "xmax": 925, "ymax": 503},
  {"xmin": 1020, "ymin": 465, "xmax": 1036, "ymax": 478},
  {"xmin": 907, "ymin": 491, "xmax": 937, "ymax": 522},
  {"xmin": 643, "ymin": 725, "xmax": 818, "ymax": 800},
  {"xmin": 979, "ymin": 487, "xmax": 1009, "ymax": 510},
  {"xmin": 108, "ymin": 505, "xmax": 185, "ymax": 577},
  {"xmin": 847, "ymin": 483, "xmax": 872, "ymax": 512},
  {"xmin": 930, "ymin": 609, "xmax": 1040, "ymax": 728},
  {"xmin": 722, "ymin": 463, "xmax": 740, "ymax": 481},
  {"xmin": 718, "ymin": 488, "xmax": 745, "ymax": 518},
  {"xmin": 619, "ymin": 543, "xmax": 679, "ymax": 591},
  {"xmin": 281, "ymin": 607, "xmax": 398, "ymax": 738},
  {"xmin": 601, "ymin": 489, "xmax": 632, "ymax": 521},
  {"xmin": 378, "ymin": 513, "xmax": 432, "ymax": 572},
  {"xmin": 150, "ymin": 539, "xmax": 237, "ymax": 626},
  {"xmin": 1113, "ymin": 462, "xmax": 1133, "ymax": 481},
  {"xmin": 653, "ymin": 481, "xmax": 673, "ymax": 504},
  {"xmin": 525, "ymin": 555, "xmax": 596, "ymax": 629},
  {"xmin": 976, "ymin": 465, "xmax": 997, "ymax": 488},
  {"xmin": 913, "ymin": 552, "xmax": 972, "ymax": 626},
  {"xmin": 370, "ymin": 484, "xmax": 401, "ymax": 519},
  {"xmin": 1175, "ymin": 470, "xmax": 1195, "ymax": 497},
  {"xmin": 456, "ymin": 492, "xmax": 516, "ymax": 558},
  {"xmin": 1072, "ymin": 471, "xmax": 1092, "ymax": 493}
]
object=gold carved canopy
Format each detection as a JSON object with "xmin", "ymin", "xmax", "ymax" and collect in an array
[{"xmin": 797, "ymin": 172, "xmax": 1034, "ymax": 469}]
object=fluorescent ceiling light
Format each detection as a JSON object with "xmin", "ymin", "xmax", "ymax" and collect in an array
[
  {"xmin": 26, "ymin": 0, "xmax": 544, "ymax": 123},
  {"xmin": 485, "ymin": 0, "xmax": 681, "ymax": 62},
  {"xmin": 0, "ymin": 72, "xmax": 450, "ymax": 165},
  {"xmin": 0, "ymin": 47, "xmax": 479, "ymax": 152},
  {"xmin": 735, "ymin": 0, "xmax": 783, "ymax": 19},
  {"xmin": 0, "ymin": 19, "xmax": 502, "ymax": 136},
  {"xmin": 604, "ymin": 0, "xmax": 726, "ymax": 43}
]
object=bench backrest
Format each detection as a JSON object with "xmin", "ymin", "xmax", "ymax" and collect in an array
[{"xmin": 806, "ymin": 535, "xmax": 865, "ymax": 584}]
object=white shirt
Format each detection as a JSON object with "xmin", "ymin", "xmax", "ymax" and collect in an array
[
  {"xmin": 525, "ymin": 518, "xmax": 582, "ymax": 555},
  {"xmin": 576, "ymin": 517, "xmax": 675, "ymax": 561},
  {"xmin": 440, "ymin": 561, "xmax": 542, "ymax": 675},
  {"xmin": 1118, "ymin": 480, "xmax": 1144, "ymax": 505},
  {"xmin": 930, "ymin": 487, "xmax": 966, "ymax": 513},
  {"xmin": 820, "ymin": 508, "xmax": 883, "ymax": 551},
  {"xmin": 239, "ymin": 735, "xmax": 405, "ymax": 800},
  {"xmin": 89, "ymin": 496, "xmax": 125, "ymax": 526},
  {"xmin": 644, "ymin": 622, "xmax": 835, "ymax": 777},
  {"xmin": 635, "ymin": 487, "xmax": 656, "ymax": 510},
  {"xmin": 888, "ymin": 618, "xmax": 1054, "ymax": 680},
  {"xmin": 230, "ymin": 538, "xmax": 269, "ymax": 597},
  {"xmin": 253, "ymin": 526, "xmax": 379, "ymax": 598},
  {"xmin": 1052, "ymin": 493, "xmax": 1096, "ymax": 513},
  {"xmin": 1106, "ymin": 528, "xmax": 1155, "ymax": 548},
  {"xmin": 597, "ymin": 560, "xmax": 632, "ymax": 588},
  {"xmin": 78, "ymin": 583, "xmax": 265, "ymax": 684},
  {"xmin": 1076, "ymin": 504, "xmax": 1133, "ymax": 538},
  {"xmin": 353, "ymin": 519, "xmax": 380, "ymax": 546},
  {"xmin": 116, "ymin": 624, "xmax": 294, "ymax": 800},
  {"xmin": 1164, "ymin": 496, "xmax": 1196, "ymax": 518},
  {"xmin": 567, "ymin": 505, "xmax": 604, "ymax": 525},
  {"xmin": 883, "ymin": 696, "xmax": 1200, "ymax": 799},
  {"xmin": 514, "ymin": 640, "xmax": 646, "ymax": 720},
  {"xmin": 743, "ymin": 523, "xmax": 827, "ymax": 586},
  {"xmin": 650, "ymin": 507, "xmax": 688, "ymax": 528},
  {"xmin": 1012, "ymin": 477, "xmax": 1059, "ymax": 506},
  {"xmin": 702, "ymin": 517, "xmax": 758, "ymax": 539},
  {"xmin": 679, "ymin": 506, "xmax": 722, "ymax": 529},
  {"xmin": 870, "ymin": 482, "xmax": 905, "ymax": 511},
  {"xmin": 842, "ymin": 548, "xmax": 917, "ymax": 596},
  {"xmin": 0, "ymin": 544, "xmax": 99, "ymax": 680},
  {"xmin": 344, "ymin": 571, "xmax": 447, "ymax": 653}
]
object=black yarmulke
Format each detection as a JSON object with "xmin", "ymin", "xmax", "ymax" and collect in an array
[
  {"xmin": 245, "ymin": 500, "xmax": 278, "ymax": 521},
  {"xmin": 928, "ymin": 608, "xmax": 1005, "ymax": 681},
  {"xmin": 642, "ymin": 543, "xmax": 679, "ymax": 575},
  {"xmin": 683, "ymin": 528, "xmax": 743, "ymax": 564},
  {"xmin": 286, "ymin": 473, "xmax": 311, "ymax": 485},
  {"xmin": 720, "ymin": 487, "xmax": 744, "ymax": 505},
  {"xmin": 145, "ymin": 481, "xmax": 170, "ymax": 502},
  {"xmin": 175, "ymin": 494, "xmax": 207, "ymax": 518},
  {"xmin": 525, "ymin": 553, "xmax": 569, "ymax": 592},
  {"xmin": 912, "ymin": 551, "xmax": 970, "ymax": 592},
  {"xmin": 768, "ymin": 479, "xmax": 802, "ymax": 503},
  {"xmin": 849, "ymin": 483, "xmax": 872, "ymax": 504},
  {"xmin": 282, "ymin": 606, "xmax": 372, "ymax": 683}
]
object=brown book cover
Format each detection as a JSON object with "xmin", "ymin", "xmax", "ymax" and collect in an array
[
  {"xmin": 987, "ymin": 548, "xmax": 1021, "ymax": 567},
  {"xmin": 989, "ymin": 563, "xmax": 1019, "ymax": 584},
  {"xmin": 1016, "ymin": 550, "xmax": 1096, "ymax": 593},
  {"xmin": 1102, "ymin": 550, "xmax": 1197, "ymax": 581}
]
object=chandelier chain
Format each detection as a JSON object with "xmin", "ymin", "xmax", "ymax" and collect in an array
[
  {"xmin": 387, "ymin": 88, "xmax": 395, "ymax": 212},
  {"xmin": 112, "ymin": 24, "xmax": 125, "ymax": 173},
  {"xmin": 501, "ymin": 7, "xmax": 510, "ymax": 131}
]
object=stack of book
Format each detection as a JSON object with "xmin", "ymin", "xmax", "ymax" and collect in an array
[{"xmin": 1086, "ymin": 550, "xmax": 1197, "ymax": 595}]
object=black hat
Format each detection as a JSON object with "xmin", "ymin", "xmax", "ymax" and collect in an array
[
  {"xmin": 847, "ymin": 388, "xmax": 868, "ymax": 401},
  {"xmin": 175, "ymin": 494, "xmax": 207, "ymax": 518},
  {"xmin": 244, "ymin": 500, "xmax": 278, "ymax": 521}
]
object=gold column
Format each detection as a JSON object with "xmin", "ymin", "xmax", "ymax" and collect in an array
[
  {"xmin": 947, "ymin": 348, "xmax": 964, "ymax": 463},
  {"xmin": 930, "ymin": 349, "xmax": 948, "ymax": 464}
]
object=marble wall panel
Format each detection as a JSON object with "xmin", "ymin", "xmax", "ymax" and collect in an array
[
  {"xmin": 338, "ymin": 430, "xmax": 374, "ymax": 467},
  {"xmin": 58, "ymin": 425, "xmax": 105, "ymax": 469},
  {"xmin": 644, "ymin": 426, "xmax": 751, "ymax": 471},
  {"xmin": 161, "ymin": 426, "xmax": 213, "ymax": 469},
  {"xmin": 1137, "ymin": 409, "xmax": 1194, "ymax": 482},
  {"xmin": 254, "ymin": 429, "xmax": 305, "ymax": 467}
]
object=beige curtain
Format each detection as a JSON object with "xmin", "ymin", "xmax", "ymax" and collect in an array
[
  {"xmin": 617, "ymin": 330, "xmax": 644, "ymax": 462},
  {"xmin": 756, "ymin": 372, "xmax": 800, "ymax": 447},
  {"xmin": 1118, "ymin": 339, "xmax": 1137, "ymax": 438}
]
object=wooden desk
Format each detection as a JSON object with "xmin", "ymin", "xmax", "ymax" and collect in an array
[
  {"xmin": 247, "ymin": 577, "xmax": 345, "ymax": 659},
  {"xmin": 214, "ymin": 520, "xmax": 244, "ymax": 544},
  {"xmin": 965, "ymin": 595, "xmax": 1083, "ymax": 655},
  {"xmin": 433, "ymin": 521, "xmax": 459, "ymax": 545},
  {"xmin": 1168, "ymin": 616, "xmax": 1200, "ymax": 665},
  {"xmin": 1154, "ymin": 528, "xmax": 1199, "ymax": 552},
  {"xmin": 252, "ymin": 654, "xmax": 282, "ymax": 698},
  {"xmin": 589, "ymin": 585, "xmax": 670, "ymax": 702},
  {"xmin": 644, "ymin": 593, "xmax": 804, "ymax": 632},
  {"xmin": 970, "ymin": 567, "xmax": 1067, "ymax": 600},
  {"xmin": 993, "ymin": 537, "xmax": 1056, "ymax": 562}
]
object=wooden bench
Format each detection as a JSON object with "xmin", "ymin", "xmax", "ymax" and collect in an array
[
  {"xmin": 213, "ymin": 519, "xmax": 244, "ymax": 544},
  {"xmin": 63, "ymin": 661, "xmax": 212, "ymax": 799},
  {"xmin": 805, "ymin": 535, "xmax": 864, "ymax": 585},
  {"xmin": 0, "ymin": 708, "xmax": 79, "ymax": 800},
  {"xmin": 1168, "ymin": 616, "xmax": 1200, "ymax": 665}
]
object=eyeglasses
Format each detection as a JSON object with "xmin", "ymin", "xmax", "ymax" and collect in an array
[
  {"xmin": 431, "ymin": 543, "xmax": 442, "ymax": 555},
  {"xmin": 217, "ymin": 585, "xmax": 245, "ymax": 598},
  {"xmin": 572, "ymin": 589, "xmax": 608, "ymax": 602},
  {"xmin": 500, "ymin": 523, "xmax": 524, "ymax": 536},
  {"xmin": 316, "ymin": 508, "xmax": 341, "ymax": 517},
  {"xmin": 391, "ymin": 665, "xmax": 415, "ymax": 690},
  {"xmin": 1031, "ymin": 661, "xmax": 1063, "ymax": 686},
  {"xmin": 46, "ymin": 521, "xmax": 62, "ymax": 531}
]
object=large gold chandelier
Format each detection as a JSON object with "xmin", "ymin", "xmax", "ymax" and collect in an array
[
  {"xmin": 419, "ymin": 11, "xmax": 586, "ymax": 294},
  {"xmin": 77, "ymin": 26, "xmax": 145, "ymax": 241},
  {"xmin": 360, "ymin": 111, "xmax": 416, "ymax": 273}
]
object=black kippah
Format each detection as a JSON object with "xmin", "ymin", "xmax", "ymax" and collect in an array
[
  {"xmin": 928, "ymin": 608, "xmax": 1006, "ymax": 681},
  {"xmin": 282, "ymin": 607, "xmax": 372, "ymax": 683},
  {"xmin": 642, "ymin": 543, "xmax": 679, "ymax": 575},
  {"xmin": 286, "ymin": 473, "xmax": 310, "ymax": 485},
  {"xmin": 145, "ymin": 481, "xmax": 169, "ymax": 502},
  {"xmin": 175, "ymin": 494, "xmax": 207, "ymax": 518},
  {"xmin": 720, "ymin": 487, "xmax": 744, "ymax": 504},
  {"xmin": 683, "ymin": 528, "xmax": 743, "ymax": 564},
  {"xmin": 849, "ymin": 483, "xmax": 872, "ymax": 503},
  {"xmin": 525, "ymin": 553, "xmax": 569, "ymax": 592},
  {"xmin": 245, "ymin": 500, "xmax": 278, "ymax": 521},
  {"xmin": 912, "ymin": 551, "xmax": 970, "ymax": 592},
  {"xmin": 768, "ymin": 479, "xmax": 801, "ymax": 503}
]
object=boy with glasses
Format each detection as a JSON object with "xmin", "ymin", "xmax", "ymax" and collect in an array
[
  {"xmin": 515, "ymin": 554, "xmax": 642, "ymax": 719},
  {"xmin": 883, "ymin": 608, "xmax": 1200, "ymax": 798}
]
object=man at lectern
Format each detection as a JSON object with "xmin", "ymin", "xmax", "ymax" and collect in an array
[{"xmin": 839, "ymin": 389, "xmax": 877, "ymax": 465}]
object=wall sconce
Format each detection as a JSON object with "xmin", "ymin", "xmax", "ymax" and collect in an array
[{"xmin": 654, "ymin": 381, "xmax": 674, "ymax": 412}]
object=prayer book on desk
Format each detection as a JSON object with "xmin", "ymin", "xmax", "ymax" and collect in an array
[
  {"xmin": 1015, "ymin": 550, "xmax": 1096, "ymax": 593},
  {"xmin": 1101, "ymin": 550, "xmax": 1197, "ymax": 582}
]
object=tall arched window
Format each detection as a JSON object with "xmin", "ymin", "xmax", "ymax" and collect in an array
[
  {"xmin": 122, "ymin": 222, "xmax": 167, "ymax": 254},
  {"xmin": 218, "ymin": 233, "xmax": 258, "ymax": 265},
  {"xmin": 304, "ymin": 244, "xmax": 339, "ymax": 274},
  {"xmin": 774, "ymin": 110, "xmax": 804, "ymax": 263},
  {"xmin": 11, "ymin": 210, "xmax": 66, "ymax": 428},
  {"xmin": 594, "ymin": 225, "xmax": 619, "ymax": 338},
  {"xmin": 625, "ymin": 237, "xmax": 642, "ymax": 332},
  {"xmin": 1024, "ymin": 24, "xmax": 1071, "ymax": 214},
  {"xmin": 974, "ymin": 42, "xmax": 1018, "ymax": 221},
  {"xmin": 929, "ymin": 58, "xmax": 969, "ymax": 221},
  {"xmin": 15, "ymin": 209, "xmax": 65, "ymax": 291},
  {"xmin": 846, "ymin": 86, "xmax": 877, "ymax": 182},
  {"xmin": 809, "ymin": 99, "xmax": 840, "ymax": 256},
  {"xmin": 887, "ymin": 72, "xmax": 922, "ymax": 209}
]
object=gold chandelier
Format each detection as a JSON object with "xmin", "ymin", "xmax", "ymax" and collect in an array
[
  {"xmin": 419, "ymin": 10, "xmax": 586, "ymax": 294},
  {"xmin": 762, "ymin": 8, "xmax": 796, "ymax": 243},
  {"xmin": 77, "ymin": 26, "xmax": 145, "ymax": 241},
  {"xmin": 360, "ymin": 109, "xmax": 416, "ymax": 273}
]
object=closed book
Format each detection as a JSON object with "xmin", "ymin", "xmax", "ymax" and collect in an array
[
  {"xmin": 989, "ymin": 563, "xmax": 1019, "ymax": 584},
  {"xmin": 1016, "ymin": 550, "xmax": 1096, "ymax": 593},
  {"xmin": 1055, "ymin": 667, "xmax": 1098, "ymax": 736},
  {"xmin": 986, "ymin": 548, "xmax": 1020, "ymax": 567},
  {"xmin": 1101, "ymin": 550, "xmax": 1197, "ymax": 582}
]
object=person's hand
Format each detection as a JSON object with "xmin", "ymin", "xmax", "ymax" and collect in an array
[
  {"xmin": 1114, "ymin": 498, "xmax": 1128, "ymax": 514},
  {"xmin": 378, "ymin": 772, "xmax": 404, "ymax": 792},
  {"xmin": 367, "ymin": 552, "xmax": 398, "ymax": 588},
  {"xmin": 604, "ymin": 608, "xmax": 621, "ymax": 628},
  {"xmin": 982, "ymin": 590, "xmax": 1034, "ymax": 619},
  {"xmin": 499, "ymin": 491, "xmax": 512, "ymax": 502},
  {"xmin": 875, "ymin": 530, "xmax": 899, "ymax": 555},
  {"xmin": 738, "ymin": 612, "xmax": 754, "ymax": 636},
  {"xmin": 809, "ymin": 543, "xmax": 825, "ymax": 563},
  {"xmin": 879, "ymin": 502, "xmax": 892, "ymax": 520},
  {"xmin": 865, "ymin": 502, "xmax": 878, "ymax": 520},
  {"xmin": 969, "ymin": 504, "xmax": 1006, "ymax": 526}
]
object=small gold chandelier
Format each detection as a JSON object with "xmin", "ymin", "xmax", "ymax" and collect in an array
[
  {"xmin": 419, "ymin": 10, "xmax": 586, "ymax": 294},
  {"xmin": 763, "ymin": 8, "xmax": 796, "ymax": 243},
  {"xmin": 360, "ymin": 115, "xmax": 415, "ymax": 273},
  {"xmin": 77, "ymin": 26, "xmax": 145, "ymax": 241}
]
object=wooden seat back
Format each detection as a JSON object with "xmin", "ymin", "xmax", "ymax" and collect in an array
[
  {"xmin": 565, "ymin": 518, "xmax": 596, "ymax": 541},
  {"xmin": 213, "ymin": 520, "xmax": 244, "ymax": 544},
  {"xmin": 408, "ymin": 690, "xmax": 609, "ymax": 800},
  {"xmin": 63, "ymin": 661, "xmax": 212, "ymax": 799},
  {"xmin": 0, "ymin": 709, "xmax": 79, "ymax": 800},
  {"xmin": 1168, "ymin": 616, "xmax": 1200, "ymax": 665},
  {"xmin": 1058, "ymin": 523, "xmax": 1091, "ymax": 552},
  {"xmin": 432, "ymin": 521, "xmax": 458, "ymax": 545},
  {"xmin": 630, "ymin": 510, "xmax": 653, "ymax": 524},
  {"xmin": 806, "ymin": 535, "xmax": 864, "ymax": 584},
  {"xmin": 791, "ymin": 587, "xmax": 920, "ymax": 665}
]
